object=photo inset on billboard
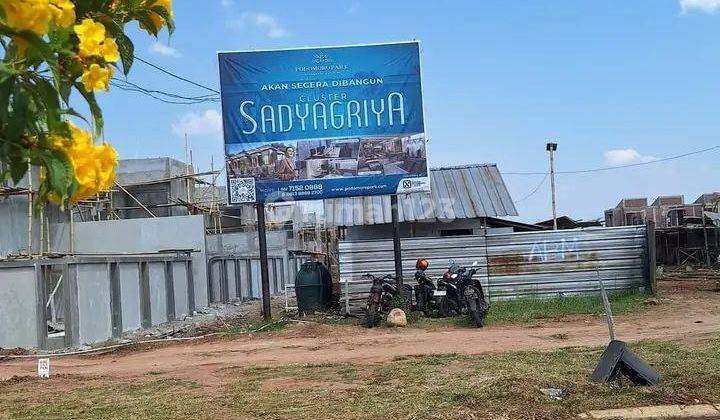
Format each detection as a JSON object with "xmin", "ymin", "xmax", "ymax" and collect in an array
[
  {"xmin": 296, "ymin": 138, "xmax": 360, "ymax": 179},
  {"xmin": 357, "ymin": 134, "xmax": 427, "ymax": 176},
  {"xmin": 225, "ymin": 142, "xmax": 298, "ymax": 181}
]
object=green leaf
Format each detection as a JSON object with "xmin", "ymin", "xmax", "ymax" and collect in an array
[
  {"xmin": 30, "ymin": 75, "xmax": 62, "ymax": 132},
  {"xmin": 39, "ymin": 149, "xmax": 75, "ymax": 200},
  {"xmin": 73, "ymin": 82, "xmax": 104, "ymax": 137},
  {"xmin": 104, "ymin": 19, "xmax": 135, "ymax": 75},
  {"xmin": 8, "ymin": 157, "xmax": 28, "ymax": 184},
  {"xmin": 0, "ymin": 63, "xmax": 18, "ymax": 84},
  {"xmin": 116, "ymin": 32, "xmax": 135, "ymax": 75},
  {"xmin": 7, "ymin": 83, "xmax": 30, "ymax": 141}
]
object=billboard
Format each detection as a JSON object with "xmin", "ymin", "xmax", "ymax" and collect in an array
[{"xmin": 218, "ymin": 41, "xmax": 430, "ymax": 204}]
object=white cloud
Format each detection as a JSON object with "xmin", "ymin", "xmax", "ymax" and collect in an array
[
  {"xmin": 347, "ymin": 3, "xmax": 359, "ymax": 14},
  {"xmin": 149, "ymin": 42, "xmax": 181, "ymax": 58},
  {"xmin": 227, "ymin": 12, "xmax": 290, "ymax": 38},
  {"xmin": 604, "ymin": 149, "xmax": 657, "ymax": 166},
  {"xmin": 220, "ymin": 0, "xmax": 234, "ymax": 7},
  {"xmin": 680, "ymin": 0, "xmax": 720, "ymax": 13},
  {"xmin": 171, "ymin": 110, "xmax": 222, "ymax": 137}
]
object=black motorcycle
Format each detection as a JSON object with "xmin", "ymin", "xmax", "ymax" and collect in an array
[
  {"xmin": 437, "ymin": 261, "xmax": 489, "ymax": 327},
  {"xmin": 363, "ymin": 273, "xmax": 412, "ymax": 327},
  {"xmin": 413, "ymin": 268, "xmax": 447, "ymax": 317}
]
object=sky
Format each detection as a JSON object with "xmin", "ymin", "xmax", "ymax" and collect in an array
[{"xmin": 99, "ymin": 0, "xmax": 720, "ymax": 223}]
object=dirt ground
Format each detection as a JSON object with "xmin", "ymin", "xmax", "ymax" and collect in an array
[{"xmin": 1, "ymin": 281, "xmax": 718, "ymax": 388}]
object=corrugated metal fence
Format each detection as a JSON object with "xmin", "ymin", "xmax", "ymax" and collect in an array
[
  {"xmin": 207, "ymin": 254, "xmax": 311, "ymax": 303},
  {"xmin": 339, "ymin": 225, "xmax": 651, "ymax": 313}
]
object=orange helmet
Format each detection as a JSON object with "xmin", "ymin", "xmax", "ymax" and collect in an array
[{"xmin": 416, "ymin": 258, "xmax": 429, "ymax": 270}]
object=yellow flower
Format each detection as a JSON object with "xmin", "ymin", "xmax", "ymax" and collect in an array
[
  {"xmin": 49, "ymin": 0, "xmax": 74, "ymax": 27},
  {"xmin": 11, "ymin": 36, "xmax": 29, "ymax": 57},
  {"xmin": 73, "ymin": 18, "xmax": 106, "ymax": 44},
  {"xmin": 100, "ymin": 38, "xmax": 119, "ymax": 63},
  {"xmin": 77, "ymin": 38, "xmax": 101, "ymax": 58},
  {"xmin": 50, "ymin": 122, "xmax": 119, "ymax": 203},
  {"xmin": 81, "ymin": 64, "xmax": 113, "ymax": 92},
  {"xmin": 0, "ymin": 0, "xmax": 53, "ymax": 35},
  {"xmin": 142, "ymin": 0, "xmax": 172, "ymax": 33}
]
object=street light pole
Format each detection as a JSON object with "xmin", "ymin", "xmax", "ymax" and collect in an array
[{"xmin": 546, "ymin": 142, "xmax": 558, "ymax": 230}]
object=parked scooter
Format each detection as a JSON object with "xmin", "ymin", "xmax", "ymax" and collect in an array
[
  {"xmin": 413, "ymin": 258, "xmax": 447, "ymax": 317},
  {"xmin": 437, "ymin": 260, "xmax": 489, "ymax": 327},
  {"xmin": 363, "ymin": 273, "xmax": 412, "ymax": 327}
]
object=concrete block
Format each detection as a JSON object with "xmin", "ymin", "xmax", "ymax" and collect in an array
[
  {"xmin": 172, "ymin": 261, "xmax": 189, "ymax": 317},
  {"xmin": 148, "ymin": 262, "xmax": 167, "ymax": 324},
  {"xmin": 0, "ymin": 267, "xmax": 39, "ymax": 348},
  {"xmin": 119, "ymin": 263, "xmax": 141, "ymax": 332},
  {"xmin": 76, "ymin": 264, "xmax": 112, "ymax": 345}
]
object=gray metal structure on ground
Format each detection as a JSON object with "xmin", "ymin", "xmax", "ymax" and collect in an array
[
  {"xmin": 339, "ymin": 225, "xmax": 651, "ymax": 313},
  {"xmin": 324, "ymin": 164, "xmax": 518, "ymax": 227}
]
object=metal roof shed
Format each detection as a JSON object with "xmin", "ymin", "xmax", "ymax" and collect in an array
[{"xmin": 324, "ymin": 164, "xmax": 518, "ymax": 227}]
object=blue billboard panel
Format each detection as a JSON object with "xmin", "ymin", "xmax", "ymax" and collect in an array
[{"xmin": 219, "ymin": 42, "xmax": 429, "ymax": 203}]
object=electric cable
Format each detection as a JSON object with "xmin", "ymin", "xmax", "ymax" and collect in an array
[
  {"xmin": 502, "ymin": 145, "xmax": 720, "ymax": 175},
  {"xmin": 515, "ymin": 173, "xmax": 549, "ymax": 203},
  {"xmin": 133, "ymin": 55, "xmax": 220, "ymax": 94}
]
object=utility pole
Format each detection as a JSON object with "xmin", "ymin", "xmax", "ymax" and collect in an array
[
  {"xmin": 184, "ymin": 133, "xmax": 191, "ymax": 206},
  {"xmin": 546, "ymin": 142, "xmax": 558, "ymax": 230},
  {"xmin": 702, "ymin": 196, "xmax": 710, "ymax": 266}
]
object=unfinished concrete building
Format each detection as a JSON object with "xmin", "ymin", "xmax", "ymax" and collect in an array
[{"xmin": 605, "ymin": 196, "xmax": 704, "ymax": 228}]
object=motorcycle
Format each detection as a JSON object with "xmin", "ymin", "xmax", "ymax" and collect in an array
[
  {"xmin": 363, "ymin": 273, "xmax": 412, "ymax": 327},
  {"xmin": 413, "ymin": 259, "xmax": 447, "ymax": 317},
  {"xmin": 437, "ymin": 260, "xmax": 489, "ymax": 327}
]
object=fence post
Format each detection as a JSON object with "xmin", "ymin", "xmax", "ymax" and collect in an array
[{"xmin": 646, "ymin": 221, "xmax": 657, "ymax": 294}]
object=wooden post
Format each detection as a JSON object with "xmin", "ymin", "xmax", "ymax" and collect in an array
[
  {"xmin": 257, "ymin": 203, "xmax": 271, "ymax": 320},
  {"xmin": 391, "ymin": 194, "xmax": 403, "ymax": 291},
  {"xmin": 646, "ymin": 220, "xmax": 657, "ymax": 294}
]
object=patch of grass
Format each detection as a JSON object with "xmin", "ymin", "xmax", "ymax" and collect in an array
[
  {"xmin": 0, "ymin": 378, "xmax": 210, "ymax": 420},
  {"xmin": 356, "ymin": 291, "xmax": 649, "ymax": 329},
  {"xmin": 217, "ymin": 319, "xmax": 288, "ymax": 336},
  {"xmin": 3, "ymin": 335, "xmax": 718, "ymax": 419},
  {"xmin": 221, "ymin": 336, "xmax": 720, "ymax": 420},
  {"xmin": 484, "ymin": 290, "xmax": 648, "ymax": 324}
]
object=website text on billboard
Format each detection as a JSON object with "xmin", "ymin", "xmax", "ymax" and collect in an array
[{"xmin": 218, "ymin": 41, "xmax": 430, "ymax": 204}]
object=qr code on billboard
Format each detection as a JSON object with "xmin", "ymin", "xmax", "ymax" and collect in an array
[{"xmin": 229, "ymin": 177, "xmax": 256, "ymax": 203}]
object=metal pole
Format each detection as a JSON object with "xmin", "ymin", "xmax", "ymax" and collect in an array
[
  {"xmin": 597, "ymin": 271, "xmax": 616, "ymax": 342},
  {"xmin": 547, "ymin": 143, "xmax": 558, "ymax": 230},
  {"xmin": 702, "ymin": 197, "xmax": 710, "ymax": 266},
  {"xmin": 390, "ymin": 194, "xmax": 403, "ymax": 291},
  {"xmin": 184, "ymin": 133, "xmax": 191, "ymax": 206},
  {"xmin": 27, "ymin": 161, "xmax": 33, "ymax": 255},
  {"xmin": 257, "ymin": 203, "xmax": 271, "ymax": 320},
  {"xmin": 114, "ymin": 182, "xmax": 156, "ymax": 218}
]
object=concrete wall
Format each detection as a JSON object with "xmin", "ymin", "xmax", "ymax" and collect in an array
[
  {"xmin": 0, "ymin": 255, "xmax": 196, "ymax": 349},
  {"xmin": 205, "ymin": 231, "xmax": 294, "ymax": 301},
  {"xmin": 0, "ymin": 266, "xmax": 39, "ymax": 348},
  {"xmin": 58, "ymin": 215, "xmax": 209, "ymax": 308},
  {"xmin": 206, "ymin": 230, "xmax": 288, "ymax": 256}
]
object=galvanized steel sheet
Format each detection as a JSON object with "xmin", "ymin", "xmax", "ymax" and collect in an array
[
  {"xmin": 339, "ymin": 225, "xmax": 649, "ymax": 312},
  {"xmin": 324, "ymin": 164, "xmax": 518, "ymax": 227}
]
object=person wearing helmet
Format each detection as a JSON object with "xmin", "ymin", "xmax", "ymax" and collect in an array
[{"xmin": 414, "ymin": 258, "xmax": 434, "ymax": 313}]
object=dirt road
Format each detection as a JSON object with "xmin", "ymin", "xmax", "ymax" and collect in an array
[{"xmin": 1, "ymin": 290, "xmax": 719, "ymax": 386}]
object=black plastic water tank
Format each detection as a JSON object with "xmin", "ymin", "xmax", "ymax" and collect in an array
[{"xmin": 294, "ymin": 261, "xmax": 332, "ymax": 315}]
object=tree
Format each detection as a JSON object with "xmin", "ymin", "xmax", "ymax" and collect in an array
[{"xmin": 0, "ymin": 0, "xmax": 174, "ymax": 203}]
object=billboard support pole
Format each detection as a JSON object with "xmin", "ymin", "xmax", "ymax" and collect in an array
[
  {"xmin": 391, "ymin": 194, "xmax": 404, "ymax": 292},
  {"xmin": 256, "ymin": 202, "xmax": 271, "ymax": 320}
]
